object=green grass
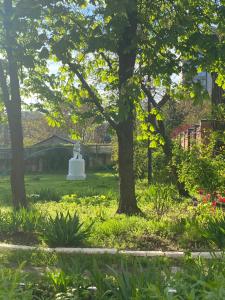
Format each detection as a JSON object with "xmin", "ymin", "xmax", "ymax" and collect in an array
[
  {"xmin": 0, "ymin": 172, "xmax": 118, "ymax": 205},
  {"xmin": 0, "ymin": 172, "xmax": 225, "ymax": 298},
  {"xmin": 0, "ymin": 172, "xmax": 224, "ymax": 251},
  {"xmin": 0, "ymin": 249, "xmax": 224, "ymax": 299}
]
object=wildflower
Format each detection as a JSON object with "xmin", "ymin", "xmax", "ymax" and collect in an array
[
  {"xmin": 212, "ymin": 201, "xmax": 217, "ymax": 207},
  {"xmin": 219, "ymin": 197, "xmax": 225, "ymax": 203},
  {"xmin": 202, "ymin": 196, "xmax": 207, "ymax": 203},
  {"xmin": 206, "ymin": 194, "xmax": 211, "ymax": 200}
]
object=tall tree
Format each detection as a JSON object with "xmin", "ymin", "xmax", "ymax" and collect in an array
[
  {"xmin": 35, "ymin": 0, "xmax": 202, "ymax": 214},
  {"xmin": 0, "ymin": 0, "xmax": 47, "ymax": 208},
  {"xmin": 30, "ymin": 0, "xmax": 223, "ymax": 214}
]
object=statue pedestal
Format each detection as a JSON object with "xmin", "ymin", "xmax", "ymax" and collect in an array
[{"xmin": 67, "ymin": 157, "xmax": 86, "ymax": 180}]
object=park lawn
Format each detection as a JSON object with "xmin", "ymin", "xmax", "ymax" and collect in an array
[
  {"xmin": 0, "ymin": 172, "xmax": 223, "ymax": 251},
  {"xmin": 0, "ymin": 172, "xmax": 119, "ymax": 205}
]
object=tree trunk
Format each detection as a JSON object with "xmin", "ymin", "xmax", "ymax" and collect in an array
[
  {"xmin": 211, "ymin": 72, "xmax": 225, "ymax": 119},
  {"xmin": 115, "ymin": 0, "xmax": 140, "ymax": 214},
  {"xmin": 147, "ymin": 141, "xmax": 152, "ymax": 185},
  {"xmin": 7, "ymin": 104, "xmax": 27, "ymax": 209},
  {"xmin": 211, "ymin": 72, "xmax": 225, "ymax": 107},
  {"xmin": 147, "ymin": 98, "xmax": 152, "ymax": 185},
  {"xmin": 116, "ymin": 120, "xmax": 140, "ymax": 214},
  {"xmin": 157, "ymin": 119, "xmax": 189, "ymax": 196}
]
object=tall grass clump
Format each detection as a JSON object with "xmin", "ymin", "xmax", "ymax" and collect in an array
[{"xmin": 41, "ymin": 211, "xmax": 91, "ymax": 247}]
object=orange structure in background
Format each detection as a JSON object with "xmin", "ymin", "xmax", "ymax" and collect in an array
[{"xmin": 171, "ymin": 120, "xmax": 225, "ymax": 150}]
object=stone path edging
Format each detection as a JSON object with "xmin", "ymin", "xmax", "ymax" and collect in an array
[{"xmin": 0, "ymin": 243, "xmax": 223, "ymax": 259}]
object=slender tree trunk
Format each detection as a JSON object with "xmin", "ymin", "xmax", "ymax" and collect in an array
[
  {"xmin": 116, "ymin": 120, "xmax": 140, "ymax": 214},
  {"xmin": 211, "ymin": 72, "xmax": 225, "ymax": 115},
  {"xmin": 157, "ymin": 119, "xmax": 189, "ymax": 196},
  {"xmin": 147, "ymin": 141, "xmax": 152, "ymax": 185},
  {"xmin": 147, "ymin": 97, "xmax": 152, "ymax": 185}
]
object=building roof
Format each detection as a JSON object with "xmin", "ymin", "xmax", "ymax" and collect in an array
[{"xmin": 32, "ymin": 135, "xmax": 76, "ymax": 147}]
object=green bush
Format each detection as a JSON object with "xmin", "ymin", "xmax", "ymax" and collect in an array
[
  {"xmin": 152, "ymin": 149, "xmax": 176, "ymax": 184},
  {"xmin": 0, "ymin": 208, "xmax": 45, "ymax": 234},
  {"xmin": 41, "ymin": 211, "xmax": 91, "ymax": 247},
  {"xmin": 11, "ymin": 208, "xmax": 45, "ymax": 233},
  {"xmin": 202, "ymin": 215, "xmax": 225, "ymax": 250},
  {"xmin": 173, "ymin": 142, "xmax": 225, "ymax": 194},
  {"xmin": 139, "ymin": 183, "xmax": 179, "ymax": 217},
  {"xmin": 0, "ymin": 265, "xmax": 32, "ymax": 299}
]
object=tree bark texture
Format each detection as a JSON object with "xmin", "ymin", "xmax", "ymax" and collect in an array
[
  {"xmin": 7, "ymin": 104, "xmax": 27, "ymax": 209},
  {"xmin": 116, "ymin": 120, "xmax": 140, "ymax": 214}
]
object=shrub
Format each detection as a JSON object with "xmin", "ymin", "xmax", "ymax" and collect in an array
[
  {"xmin": 173, "ymin": 134, "xmax": 225, "ymax": 195},
  {"xmin": 0, "ymin": 265, "xmax": 32, "ymax": 299},
  {"xmin": 11, "ymin": 208, "xmax": 45, "ymax": 233},
  {"xmin": 140, "ymin": 183, "xmax": 179, "ymax": 217},
  {"xmin": 41, "ymin": 211, "xmax": 91, "ymax": 247},
  {"xmin": 202, "ymin": 215, "xmax": 225, "ymax": 250},
  {"xmin": 0, "ymin": 208, "xmax": 45, "ymax": 234},
  {"xmin": 47, "ymin": 270, "xmax": 74, "ymax": 293}
]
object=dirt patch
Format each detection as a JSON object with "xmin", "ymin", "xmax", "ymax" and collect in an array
[
  {"xmin": 135, "ymin": 233, "xmax": 179, "ymax": 251},
  {"xmin": 0, "ymin": 231, "xmax": 39, "ymax": 246}
]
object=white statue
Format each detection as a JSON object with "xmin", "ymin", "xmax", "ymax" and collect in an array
[
  {"xmin": 67, "ymin": 141, "xmax": 86, "ymax": 180},
  {"xmin": 73, "ymin": 141, "xmax": 81, "ymax": 159}
]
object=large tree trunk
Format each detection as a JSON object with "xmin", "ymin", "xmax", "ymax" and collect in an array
[
  {"xmin": 116, "ymin": 120, "xmax": 140, "ymax": 214},
  {"xmin": 116, "ymin": 0, "xmax": 140, "ymax": 214},
  {"xmin": 7, "ymin": 104, "xmax": 27, "ymax": 209}
]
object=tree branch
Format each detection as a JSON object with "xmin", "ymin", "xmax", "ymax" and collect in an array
[
  {"xmin": 158, "ymin": 93, "xmax": 170, "ymax": 108},
  {"xmin": 68, "ymin": 62, "xmax": 117, "ymax": 129},
  {"xmin": 141, "ymin": 83, "xmax": 170, "ymax": 109},
  {"xmin": 141, "ymin": 83, "xmax": 158, "ymax": 107},
  {"xmin": 99, "ymin": 52, "xmax": 113, "ymax": 70},
  {"xmin": 0, "ymin": 60, "xmax": 10, "ymax": 107}
]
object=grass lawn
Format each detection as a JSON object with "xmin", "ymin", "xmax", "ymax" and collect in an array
[
  {"xmin": 0, "ymin": 171, "xmax": 224, "ymax": 251},
  {"xmin": 0, "ymin": 172, "xmax": 119, "ymax": 205}
]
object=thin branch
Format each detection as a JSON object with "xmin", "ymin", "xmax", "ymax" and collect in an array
[
  {"xmin": 68, "ymin": 62, "xmax": 117, "ymax": 129},
  {"xmin": 141, "ymin": 83, "xmax": 158, "ymax": 107},
  {"xmin": 158, "ymin": 93, "xmax": 170, "ymax": 108},
  {"xmin": 99, "ymin": 52, "xmax": 113, "ymax": 70},
  {"xmin": 142, "ymin": 82, "xmax": 170, "ymax": 109},
  {"xmin": 0, "ymin": 60, "xmax": 10, "ymax": 106}
]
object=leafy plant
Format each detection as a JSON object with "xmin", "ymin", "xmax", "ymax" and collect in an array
[
  {"xmin": 0, "ymin": 265, "xmax": 32, "ymax": 300},
  {"xmin": 0, "ymin": 208, "xmax": 45, "ymax": 234},
  {"xmin": 144, "ymin": 184, "xmax": 177, "ymax": 217},
  {"xmin": 202, "ymin": 216, "xmax": 225, "ymax": 250},
  {"xmin": 41, "ymin": 211, "xmax": 91, "ymax": 247},
  {"xmin": 47, "ymin": 270, "xmax": 74, "ymax": 293},
  {"xmin": 11, "ymin": 208, "xmax": 45, "ymax": 233}
]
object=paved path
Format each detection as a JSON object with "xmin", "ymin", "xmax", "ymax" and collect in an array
[{"xmin": 0, "ymin": 242, "xmax": 223, "ymax": 259}]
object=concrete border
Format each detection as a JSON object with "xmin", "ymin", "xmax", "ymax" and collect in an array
[{"xmin": 0, "ymin": 243, "xmax": 223, "ymax": 259}]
